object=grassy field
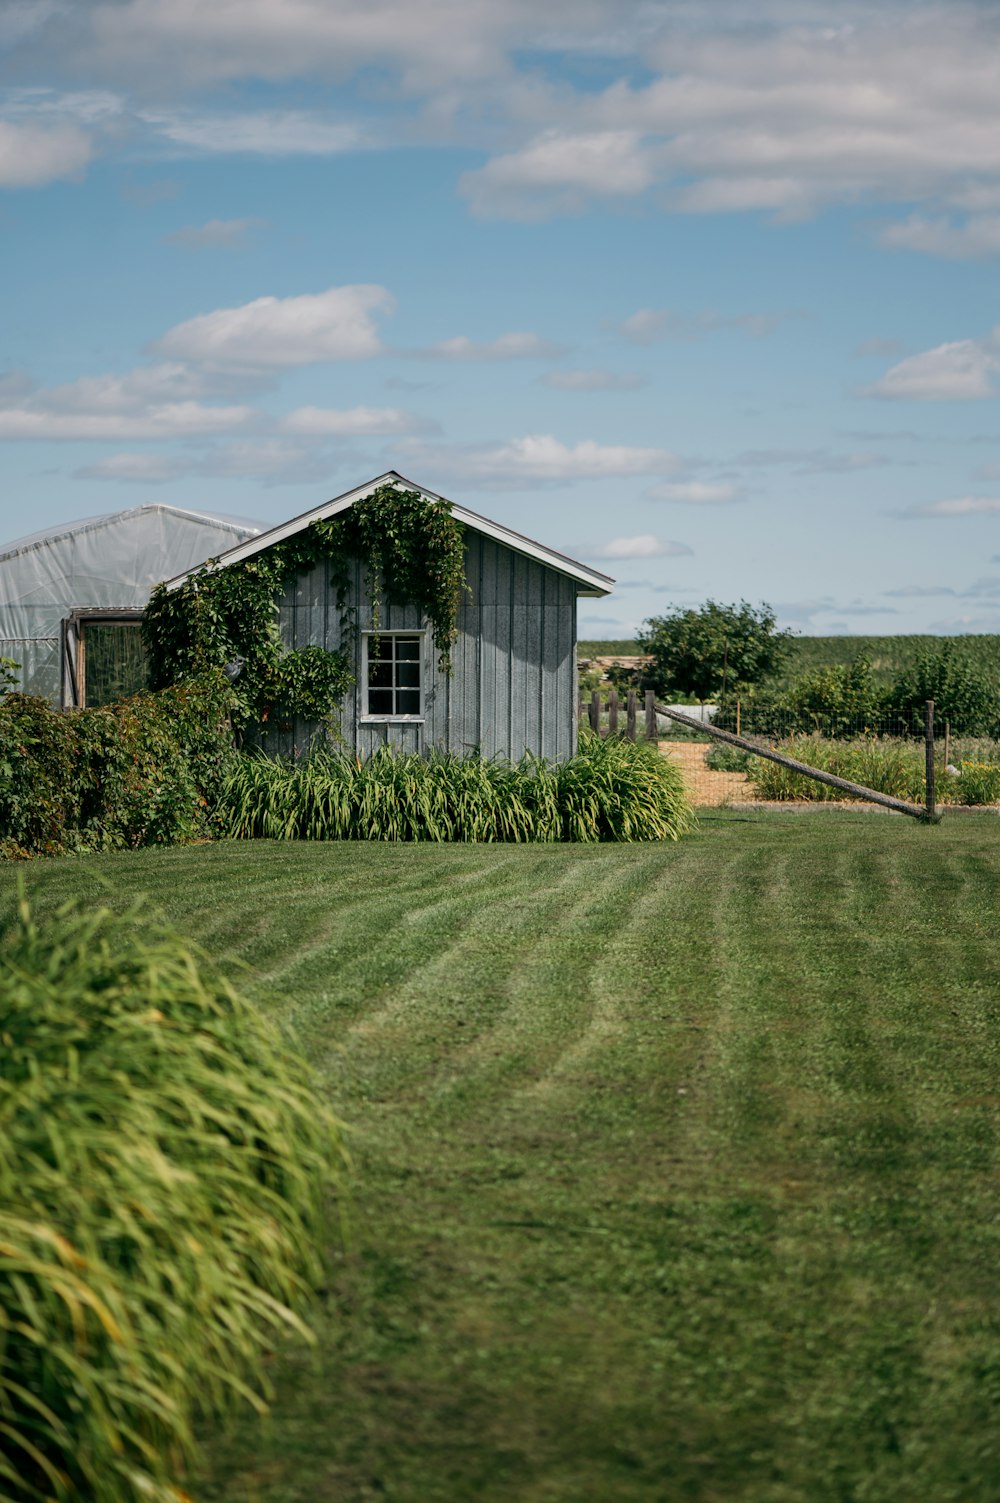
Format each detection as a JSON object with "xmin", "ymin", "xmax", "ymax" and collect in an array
[
  {"xmin": 4, "ymin": 815, "xmax": 1000, "ymax": 1502},
  {"xmin": 579, "ymin": 634, "xmax": 1000, "ymax": 688}
]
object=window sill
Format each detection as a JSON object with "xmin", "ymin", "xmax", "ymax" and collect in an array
[{"xmin": 359, "ymin": 715, "xmax": 426, "ymax": 724}]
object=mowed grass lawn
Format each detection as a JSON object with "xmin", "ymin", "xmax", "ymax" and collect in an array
[{"xmin": 5, "ymin": 811, "xmax": 1000, "ymax": 1502}]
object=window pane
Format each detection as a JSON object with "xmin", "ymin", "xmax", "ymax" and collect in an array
[
  {"xmin": 368, "ymin": 661, "xmax": 393, "ymax": 688},
  {"xmin": 371, "ymin": 636, "xmax": 393, "ymax": 660},
  {"xmin": 397, "ymin": 661, "xmax": 420, "ymax": 688},
  {"xmin": 368, "ymin": 688, "xmax": 394, "ymax": 714},
  {"xmin": 396, "ymin": 689, "xmax": 420, "ymax": 714},
  {"xmin": 395, "ymin": 637, "xmax": 420, "ymax": 660}
]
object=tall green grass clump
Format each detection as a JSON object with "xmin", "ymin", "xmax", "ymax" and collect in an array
[
  {"xmin": 746, "ymin": 736, "xmax": 932, "ymax": 803},
  {"xmin": 0, "ymin": 895, "xmax": 342, "ymax": 1503},
  {"xmin": 220, "ymin": 733, "xmax": 694, "ymax": 844}
]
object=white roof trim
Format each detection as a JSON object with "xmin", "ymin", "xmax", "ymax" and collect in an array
[{"xmin": 162, "ymin": 471, "xmax": 614, "ymax": 597}]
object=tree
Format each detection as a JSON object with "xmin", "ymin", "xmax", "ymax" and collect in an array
[{"xmin": 637, "ymin": 600, "xmax": 793, "ymax": 706}]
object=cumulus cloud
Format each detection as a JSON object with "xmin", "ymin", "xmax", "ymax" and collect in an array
[
  {"xmin": 647, "ymin": 480, "xmax": 740, "ymax": 504},
  {"xmin": 0, "ymin": 359, "xmax": 275, "ymax": 440},
  {"xmin": 152, "ymin": 284, "xmax": 394, "ymax": 368},
  {"xmin": 617, "ymin": 307, "xmax": 785, "ymax": 344},
  {"xmin": 11, "ymin": 3, "xmax": 1000, "ymax": 242},
  {"xmin": 541, "ymin": 368, "xmax": 645, "ymax": 391},
  {"xmin": 0, "ymin": 119, "xmax": 92, "ymax": 187},
  {"xmin": 164, "ymin": 217, "xmax": 265, "ymax": 248},
  {"xmin": 427, "ymin": 332, "xmax": 565, "ymax": 360},
  {"xmin": 404, "ymin": 432, "xmax": 682, "ymax": 487},
  {"xmin": 460, "ymin": 129, "xmax": 654, "ymax": 218},
  {"xmin": 867, "ymin": 336, "xmax": 1000, "ymax": 401},
  {"xmin": 282, "ymin": 405, "xmax": 428, "ymax": 435},
  {"xmin": 0, "ymin": 364, "xmax": 256, "ymax": 438},
  {"xmin": 579, "ymin": 534, "xmax": 692, "ymax": 560}
]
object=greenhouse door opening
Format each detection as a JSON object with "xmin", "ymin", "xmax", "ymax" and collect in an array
[{"xmin": 62, "ymin": 611, "xmax": 148, "ymax": 709}]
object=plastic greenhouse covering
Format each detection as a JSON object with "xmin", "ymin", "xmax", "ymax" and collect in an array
[{"xmin": 0, "ymin": 504, "xmax": 260, "ymax": 707}]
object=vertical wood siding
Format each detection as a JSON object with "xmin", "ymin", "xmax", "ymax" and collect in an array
[{"xmin": 260, "ymin": 532, "xmax": 579, "ymax": 761}]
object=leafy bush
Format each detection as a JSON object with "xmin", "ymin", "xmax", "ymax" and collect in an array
[
  {"xmin": 0, "ymin": 896, "xmax": 341, "ymax": 1503},
  {"xmin": 219, "ymin": 733, "xmax": 696, "ymax": 844},
  {"xmin": 705, "ymin": 743, "xmax": 753, "ymax": 773},
  {"xmin": 954, "ymin": 760, "xmax": 1000, "ymax": 805},
  {"xmin": 746, "ymin": 736, "xmax": 932, "ymax": 804},
  {"xmin": 884, "ymin": 645, "xmax": 999, "ymax": 737},
  {"xmin": 0, "ymin": 673, "xmax": 234, "ymax": 857}
]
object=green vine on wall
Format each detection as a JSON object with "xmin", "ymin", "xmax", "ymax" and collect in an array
[{"xmin": 143, "ymin": 486, "xmax": 468, "ymax": 728}]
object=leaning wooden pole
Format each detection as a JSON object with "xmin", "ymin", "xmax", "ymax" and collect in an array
[{"xmin": 653, "ymin": 701, "xmax": 939, "ymax": 822}]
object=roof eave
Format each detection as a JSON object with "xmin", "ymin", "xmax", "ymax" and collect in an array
[{"xmin": 161, "ymin": 470, "xmax": 615, "ymax": 597}]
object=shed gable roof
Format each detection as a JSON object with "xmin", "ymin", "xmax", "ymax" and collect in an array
[{"xmin": 163, "ymin": 471, "xmax": 614, "ymax": 597}]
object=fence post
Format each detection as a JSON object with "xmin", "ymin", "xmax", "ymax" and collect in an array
[
  {"xmin": 626, "ymin": 689, "xmax": 637, "ymax": 742},
  {"xmin": 925, "ymin": 699, "xmax": 936, "ymax": 821},
  {"xmin": 644, "ymin": 689, "xmax": 656, "ymax": 742},
  {"xmin": 590, "ymin": 689, "xmax": 601, "ymax": 734},
  {"xmin": 608, "ymin": 686, "xmax": 619, "ymax": 735}
]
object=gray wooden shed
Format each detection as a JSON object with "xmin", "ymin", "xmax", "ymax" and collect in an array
[{"xmin": 166, "ymin": 471, "xmax": 613, "ymax": 761}]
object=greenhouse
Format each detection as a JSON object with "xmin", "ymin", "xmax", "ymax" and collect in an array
[{"xmin": 0, "ymin": 504, "xmax": 261, "ymax": 708}]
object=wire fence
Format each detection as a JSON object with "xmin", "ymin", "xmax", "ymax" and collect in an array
[{"xmin": 577, "ymin": 688, "xmax": 999, "ymax": 755}]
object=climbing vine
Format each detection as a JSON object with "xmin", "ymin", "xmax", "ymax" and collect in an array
[{"xmin": 143, "ymin": 486, "xmax": 468, "ymax": 727}]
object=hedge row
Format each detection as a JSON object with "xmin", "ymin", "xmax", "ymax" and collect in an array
[{"xmin": 0, "ymin": 673, "xmax": 234, "ymax": 857}]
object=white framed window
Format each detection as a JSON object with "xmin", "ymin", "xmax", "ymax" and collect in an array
[{"xmin": 361, "ymin": 632, "xmax": 424, "ymax": 720}]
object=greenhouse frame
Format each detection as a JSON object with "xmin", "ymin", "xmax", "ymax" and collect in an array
[{"xmin": 0, "ymin": 504, "xmax": 260, "ymax": 708}]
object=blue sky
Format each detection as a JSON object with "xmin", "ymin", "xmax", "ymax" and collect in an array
[{"xmin": 4, "ymin": 2, "xmax": 1000, "ymax": 639}]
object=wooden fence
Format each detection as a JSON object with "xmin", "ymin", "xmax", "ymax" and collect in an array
[{"xmin": 577, "ymin": 687, "xmax": 659, "ymax": 741}]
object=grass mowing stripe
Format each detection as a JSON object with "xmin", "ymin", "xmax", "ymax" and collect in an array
[{"xmin": 3, "ymin": 815, "xmax": 1000, "ymax": 1501}]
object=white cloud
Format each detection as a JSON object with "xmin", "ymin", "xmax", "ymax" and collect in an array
[
  {"xmin": 74, "ymin": 440, "xmax": 346, "ymax": 487},
  {"xmin": 152, "ymin": 284, "xmax": 395, "ymax": 368},
  {"xmin": 581, "ymin": 534, "xmax": 692, "ymax": 560},
  {"xmin": 0, "ymin": 401, "xmax": 254, "ymax": 440},
  {"xmin": 405, "ymin": 432, "xmax": 682, "ymax": 487},
  {"xmin": 282, "ymin": 405, "xmax": 427, "ymax": 435},
  {"xmin": 617, "ymin": 306, "xmax": 784, "ymax": 344},
  {"xmin": 647, "ymin": 480, "xmax": 740, "ymax": 504},
  {"xmin": 0, "ymin": 119, "xmax": 92, "ymax": 187},
  {"xmin": 541, "ymin": 368, "xmax": 645, "ymax": 391},
  {"xmin": 165, "ymin": 216, "xmax": 265, "ymax": 248},
  {"xmin": 903, "ymin": 496, "xmax": 1000, "ymax": 518},
  {"xmin": 140, "ymin": 109, "xmax": 363, "ymax": 157},
  {"xmin": 460, "ymin": 130, "xmax": 653, "ymax": 218},
  {"xmin": 880, "ymin": 214, "xmax": 1000, "ymax": 261},
  {"xmin": 0, "ymin": 363, "xmax": 257, "ymax": 439},
  {"xmin": 868, "ymin": 337, "xmax": 1000, "ymax": 401},
  {"xmin": 427, "ymin": 332, "xmax": 565, "ymax": 360}
]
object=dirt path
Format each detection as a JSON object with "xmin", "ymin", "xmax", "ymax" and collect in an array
[{"xmin": 659, "ymin": 738, "xmax": 749, "ymax": 806}]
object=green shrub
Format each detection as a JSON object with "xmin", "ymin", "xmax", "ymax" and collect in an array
[
  {"xmin": 0, "ymin": 895, "xmax": 341, "ymax": 1503},
  {"xmin": 705, "ymin": 743, "xmax": 753, "ymax": 773},
  {"xmin": 953, "ymin": 759, "xmax": 1000, "ymax": 805},
  {"xmin": 746, "ymin": 736, "xmax": 932, "ymax": 803},
  {"xmin": 0, "ymin": 673, "xmax": 235, "ymax": 857},
  {"xmin": 220, "ymin": 734, "xmax": 695, "ymax": 844},
  {"xmin": 884, "ymin": 645, "xmax": 999, "ymax": 737}
]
